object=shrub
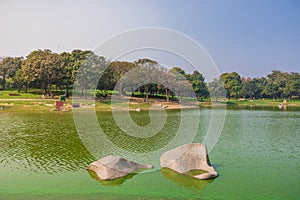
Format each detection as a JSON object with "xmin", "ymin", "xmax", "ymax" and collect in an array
[{"xmin": 95, "ymin": 90, "xmax": 108, "ymax": 99}]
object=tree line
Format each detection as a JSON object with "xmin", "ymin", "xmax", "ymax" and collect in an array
[
  {"xmin": 0, "ymin": 49, "xmax": 299, "ymax": 101},
  {"xmin": 211, "ymin": 71, "xmax": 300, "ymax": 100}
]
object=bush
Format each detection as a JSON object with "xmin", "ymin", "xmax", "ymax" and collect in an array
[{"xmin": 95, "ymin": 90, "xmax": 108, "ymax": 99}]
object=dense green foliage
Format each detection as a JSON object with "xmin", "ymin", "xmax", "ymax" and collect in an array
[
  {"xmin": 0, "ymin": 49, "xmax": 299, "ymax": 100},
  {"xmin": 219, "ymin": 70, "xmax": 300, "ymax": 100}
]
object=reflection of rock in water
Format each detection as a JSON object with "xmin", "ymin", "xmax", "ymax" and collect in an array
[
  {"xmin": 88, "ymin": 170, "xmax": 136, "ymax": 186},
  {"xmin": 160, "ymin": 168, "xmax": 213, "ymax": 191}
]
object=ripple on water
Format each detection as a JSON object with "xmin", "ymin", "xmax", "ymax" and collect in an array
[
  {"xmin": 0, "ymin": 112, "xmax": 93, "ymax": 174},
  {"xmin": 0, "ymin": 109, "xmax": 299, "ymax": 199}
]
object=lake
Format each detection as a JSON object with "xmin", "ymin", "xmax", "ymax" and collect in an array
[{"xmin": 0, "ymin": 107, "xmax": 299, "ymax": 199}]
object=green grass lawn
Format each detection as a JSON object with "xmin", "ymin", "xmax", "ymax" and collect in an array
[
  {"xmin": 0, "ymin": 88, "xmax": 69, "ymax": 99},
  {"xmin": 225, "ymin": 98, "xmax": 300, "ymax": 105},
  {"xmin": 0, "ymin": 89, "xmax": 41, "ymax": 99},
  {"xmin": 1, "ymin": 89, "xmax": 299, "ymax": 111}
]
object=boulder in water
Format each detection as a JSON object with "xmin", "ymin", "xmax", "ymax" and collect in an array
[
  {"xmin": 88, "ymin": 156, "xmax": 153, "ymax": 180},
  {"xmin": 160, "ymin": 143, "xmax": 218, "ymax": 179}
]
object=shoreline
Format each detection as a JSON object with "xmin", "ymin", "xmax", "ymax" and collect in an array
[{"xmin": 0, "ymin": 98, "xmax": 300, "ymax": 113}]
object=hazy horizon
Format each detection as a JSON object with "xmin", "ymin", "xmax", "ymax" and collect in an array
[{"xmin": 1, "ymin": 0, "xmax": 299, "ymax": 77}]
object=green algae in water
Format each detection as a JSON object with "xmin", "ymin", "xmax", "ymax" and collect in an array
[{"xmin": 0, "ymin": 108, "xmax": 299, "ymax": 199}]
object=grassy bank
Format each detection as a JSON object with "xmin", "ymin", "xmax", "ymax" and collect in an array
[
  {"xmin": 0, "ymin": 88, "xmax": 70, "ymax": 99},
  {"xmin": 1, "ymin": 89, "xmax": 300, "ymax": 112},
  {"xmin": 224, "ymin": 99, "xmax": 300, "ymax": 106},
  {"xmin": 0, "ymin": 99, "xmax": 155, "ymax": 113},
  {"xmin": 1, "ymin": 98, "xmax": 300, "ymax": 113}
]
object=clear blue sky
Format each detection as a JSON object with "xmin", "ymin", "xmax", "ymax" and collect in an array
[{"xmin": 0, "ymin": 0, "xmax": 299, "ymax": 77}]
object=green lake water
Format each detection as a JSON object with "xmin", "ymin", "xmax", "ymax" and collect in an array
[{"xmin": 0, "ymin": 107, "xmax": 299, "ymax": 199}]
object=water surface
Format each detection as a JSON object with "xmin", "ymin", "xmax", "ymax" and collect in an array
[{"xmin": 0, "ymin": 107, "xmax": 299, "ymax": 199}]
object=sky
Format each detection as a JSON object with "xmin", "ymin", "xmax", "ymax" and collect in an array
[{"xmin": 0, "ymin": 0, "xmax": 299, "ymax": 77}]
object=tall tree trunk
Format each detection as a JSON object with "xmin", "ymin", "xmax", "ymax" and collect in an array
[
  {"xmin": 18, "ymin": 83, "xmax": 21, "ymax": 93},
  {"xmin": 25, "ymin": 83, "xmax": 28, "ymax": 93},
  {"xmin": 119, "ymin": 82, "xmax": 122, "ymax": 99},
  {"xmin": 145, "ymin": 84, "xmax": 149, "ymax": 102},
  {"xmin": 48, "ymin": 84, "xmax": 53, "ymax": 98},
  {"xmin": 84, "ymin": 87, "xmax": 87, "ymax": 99},
  {"xmin": 44, "ymin": 87, "xmax": 47, "ymax": 96},
  {"xmin": 165, "ymin": 88, "xmax": 169, "ymax": 102},
  {"xmin": 65, "ymin": 86, "xmax": 69, "ymax": 98},
  {"xmin": 2, "ymin": 73, "xmax": 6, "ymax": 90}
]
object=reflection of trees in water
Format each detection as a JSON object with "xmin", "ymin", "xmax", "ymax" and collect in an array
[
  {"xmin": 0, "ymin": 113, "xmax": 93, "ymax": 173},
  {"xmin": 160, "ymin": 168, "xmax": 213, "ymax": 191}
]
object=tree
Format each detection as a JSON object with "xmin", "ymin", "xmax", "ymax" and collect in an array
[
  {"xmin": 120, "ymin": 59, "xmax": 174, "ymax": 102},
  {"xmin": 59, "ymin": 52, "xmax": 72, "ymax": 97},
  {"xmin": 186, "ymin": 71, "xmax": 209, "ymax": 100},
  {"xmin": 20, "ymin": 49, "xmax": 62, "ymax": 96},
  {"xmin": 169, "ymin": 67, "xmax": 186, "ymax": 79},
  {"xmin": 160, "ymin": 70, "xmax": 177, "ymax": 102},
  {"xmin": 253, "ymin": 77, "xmax": 267, "ymax": 99},
  {"xmin": 75, "ymin": 52, "xmax": 108, "ymax": 99},
  {"xmin": 0, "ymin": 57, "xmax": 23, "ymax": 89},
  {"xmin": 263, "ymin": 70, "xmax": 288, "ymax": 100},
  {"xmin": 60, "ymin": 49, "xmax": 101, "ymax": 98},
  {"xmin": 106, "ymin": 61, "xmax": 136, "ymax": 98},
  {"xmin": 240, "ymin": 77, "xmax": 267, "ymax": 99},
  {"xmin": 284, "ymin": 72, "xmax": 300, "ymax": 99},
  {"xmin": 134, "ymin": 59, "xmax": 159, "ymax": 102},
  {"xmin": 208, "ymin": 78, "xmax": 225, "ymax": 101},
  {"xmin": 241, "ymin": 78, "xmax": 255, "ymax": 99},
  {"xmin": 20, "ymin": 60, "xmax": 35, "ymax": 93},
  {"xmin": 13, "ymin": 69, "xmax": 24, "ymax": 93},
  {"xmin": 169, "ymin": 67, "xmax": 188, "ymax": 100},
  {"xmin": 220, "ymin": 72, "xmax": 242, "ymax": 99}
]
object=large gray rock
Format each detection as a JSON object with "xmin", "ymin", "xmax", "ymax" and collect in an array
[
  {"xmin": 160, "ymin": 143, "xmax": 218, "ymax": 179},
  {"xmin": 88, "ymin": 156, "xmax": 153, "ymax": 180}
]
